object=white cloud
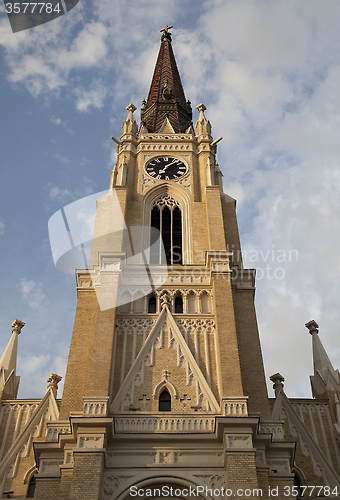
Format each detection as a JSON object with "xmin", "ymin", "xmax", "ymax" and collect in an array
[
  {"xmin": 19, "ymin": 279, "xmax": 46, "ymax": 310},
  {"xmin": 49, "ymin": 186, "xmax": 74, "ymax": 202},
  {"xmin": 53, "ymin": 153, "xmax": 69, "ymax": 163},
  {"xmin": 55, "ymin": 22, "xmax": 108, "ymax": 71},
  {"xmin": 0, "ymin": 217, "xmax": 4, "ymax": 235},
  {"xmin": 48, "ymin": 181, "xmax": 94, "ymax": 203},
  {"xmin": 75, "ymin": 81, "xmax": 107, "ymax": 112},
  {"xmin": 50, "ymin": 116, "xmax": 62, "ymax": 125}
]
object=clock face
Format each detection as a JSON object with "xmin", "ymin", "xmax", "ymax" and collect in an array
[{"xmin": 145, "ymin": 156, "xmax": 187, "ymax": 180}]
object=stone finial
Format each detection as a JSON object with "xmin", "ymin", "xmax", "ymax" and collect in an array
[
  {"xmin": 195, "ymin": 103, "xmax": 212, "ymax": 137},
  {"xmin": 11, "ymin": 320, "xmax": 25, "ymax": 335},
  {"xmin": 122, "ymin": 104, "xmax": 138, "ymax": 136},
  {"xmin": 47, "ymin": 373, "xmax": 62, "ymax": 398},
  {"xmin": 126, "ymin": 103, "xmax": 137, "ymax": 114},
  {"xmin": 270, "ymin": 373, "xmax": 285, "ymax": 397},
  {"xmin": 305, "ymin": 320, "xmax": 319, "ymax": 335},
  {"xmin": 196, "ymin": 103, "xmax": 206, "ymax": 114},
  {"xmin": 160, "ymin": 292, "xmax": 171, "ymax": 309}
]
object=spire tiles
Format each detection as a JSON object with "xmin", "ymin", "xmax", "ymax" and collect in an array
[{"xmin": 141, "ymin": 26, "xmax": 192, "ymax": 134}]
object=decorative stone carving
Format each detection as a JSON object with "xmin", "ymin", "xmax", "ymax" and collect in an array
[
  {"xmin": 305, "ymin": 319, "xmax": 319, "ymax": 334},
  {"xmin": 78, "ymin": 435, "xmax": 104, "ymax": 449},
  {"xmin": 153, "ymin": 370, "xmax": 178, "ymax": 400},
  {"xmin": 155, "ymin": 450, "xmax": 181, "ymax": 464},
  {"xmin": 115, "ymin": 416, "xmax": 215, "ymax": 433},
  {"xmin": 225, "ymin": 434, "xmax": 252, "ymax": 449},
  {"xmin": 111, "ymin": 307, "xmax": 220, "ymax": 413},
  {"xmin": 177, "ymin": 175, "xmax": 192, "ymax": 193},
  {"xmin": 194, "ymin": 474, "xmax": 226, "ymax": 489},
  {"xmin": 83, "ymin": 396, "xmax": 109, "ymax": 416},
  {"xmin": 11, "ymin": 319, "xmax": 25, "ymax": 334},
  {"xmin": 259, "ymin": 421, "xmax": 285, "ymax": 439},
  {"xmin": 270, "ymin": 373, "xmax": 285, "ymax": 397},
  {"xmin": 46, "ymin": 422, "xmax": 71, "ymax": 442},
  {"xmin": 152, "ymin": 195, "xmax": 179, "ymax": 209},
  {"xmin": 46, "ymin": 373, "xmax": 62, "ymax": 399},
  {"xmin": 223, "ymin": 398, "xmax": 248, "ymax": 416},
  {"xmin": 211, "ymin": 260, "xmax": 230, "ymax": 274},
  {"xmin": 176, "ymin": 318, "xmax": 215, "ymax": 334},
  {"xmin": 39, "ymin": 459, "xmax": 62, "ymax": 476},
  {"xmin": 267, "ymin": 458, "xmax": 291, "ymax": 477},
  {"xmin": 102, "ymin": 474, "xmax": 135, "ymax": 500},
  {"xmin": 141, "ymin": 173, "xmax": 156, "ymax": 193},
  {"xmin": 160, "ymin": 291, "xmax": 171, "ymax": 309}
]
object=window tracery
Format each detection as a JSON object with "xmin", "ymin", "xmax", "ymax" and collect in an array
[{"xmin": 150, "ymin": 195, "xmax": 183, "ymax": 265}]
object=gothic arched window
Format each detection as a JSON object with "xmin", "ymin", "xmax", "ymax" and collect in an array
[
  {"xmin": 175, "ymin": 296, "xmax": 183, "ymax": 313},
  {"xmin": 148, "ymin": 295, "xmax": 157, "ymax": 313},
  {"xmin": 159, "ymin": 389, "xmax": 171, "ymax": 411},
  {"xmin": 188, "ymin": 291, "xmax": 196, "ymax": 313},
  {"xmin": 150, "ymin": 196, "xmax": 182, "ymax": 265}
]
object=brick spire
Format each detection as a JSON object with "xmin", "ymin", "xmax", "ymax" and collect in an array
[{"xmin": 141, "ymin": 26, "xmax": 192, "ymax": 133}]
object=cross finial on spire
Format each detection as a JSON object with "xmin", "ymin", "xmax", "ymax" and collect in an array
[
  {"xmin": 160, "ymin": 25, "xmax": 173, "ymax": 42},
  {"xmin": 160, "ymin": 24, "xmax": 173, "ymax": 34}
]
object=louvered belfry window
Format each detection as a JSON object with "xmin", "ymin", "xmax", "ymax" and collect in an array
[{"xmin": 150, "ymin": 196, "xmax": 182, "ymax": 265}]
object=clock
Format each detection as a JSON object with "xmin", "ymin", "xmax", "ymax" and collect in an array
[{"xmin": 145, "ymin": 156, "xmax": 187, "ymax": 180}]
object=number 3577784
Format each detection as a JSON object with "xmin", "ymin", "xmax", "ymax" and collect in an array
[{"xmin": 5, "ymin": 3, "xmax": 62, "ymax": 14}]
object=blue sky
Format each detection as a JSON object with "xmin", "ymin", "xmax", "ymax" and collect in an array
[{"xmin": 1, "ymin": 0, "xmax": 340, "ymax": 399}]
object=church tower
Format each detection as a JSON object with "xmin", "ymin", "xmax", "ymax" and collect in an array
[{"xmin": 4, "ymin": 26, "xmax": 300, "ymax": 500}]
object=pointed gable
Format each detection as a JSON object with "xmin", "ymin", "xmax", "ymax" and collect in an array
[{"xmin": 111, "ymin": 306, "xmax": 220, "ymax": 414}]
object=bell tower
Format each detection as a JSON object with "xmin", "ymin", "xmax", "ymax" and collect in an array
[{"xmin": 32, "ymin": 26, "xmax": 297, "ymax": 500}]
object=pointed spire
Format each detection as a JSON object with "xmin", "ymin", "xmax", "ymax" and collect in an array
[
  {"xmin": 121, "ymin": 103, "xmax": 138, "ymax": 136},
  {"xmin": 195, "ymin": 103, "xmax": 212, "ymax": 137},
  {"xmin": 141, "ymin": 26, "xmax": 192, "ymax": 133},
  {"xmin": 306, "ymin": 320, "xmax": 340, "ymax": 398},
  {"xmin": 0, "ymin": 320, "xmax": 25, "ymax": 400}
]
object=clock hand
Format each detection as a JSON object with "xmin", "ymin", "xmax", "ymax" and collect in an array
[
  {"xmin": 163, "ymin": 160, "xmax": 178, "ymax": 169},
  {"xmin": 158, "ymin": 160, "xmax": 178, "ymax": 174}
]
